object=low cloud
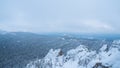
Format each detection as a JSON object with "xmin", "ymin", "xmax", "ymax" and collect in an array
[
  {"xmin": 0, "ymin": 19, "xmax": 116, "ymax": 34},
  {"xmin": 0, "ymin": 0, "xmax": 119, "ymax": 34}
]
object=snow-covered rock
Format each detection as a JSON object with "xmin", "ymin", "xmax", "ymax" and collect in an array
[{"xmin": 26, "ymin": 40, "xmax": 120, "ymax": 68}]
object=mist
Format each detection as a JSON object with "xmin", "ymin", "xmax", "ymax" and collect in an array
[{"xmin": 0, "ymin": 0, "xmax": 120, "ymax": 34}]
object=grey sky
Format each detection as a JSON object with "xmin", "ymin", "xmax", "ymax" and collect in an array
[{"xmin": 0, "ymin": 0, "xmax": 120, "ymax": 33}]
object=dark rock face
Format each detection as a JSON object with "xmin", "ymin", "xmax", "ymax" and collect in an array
[
  {"xmin": 58, "ymin": 50, "xmax": 63, "ymax": 56},
  {"xmin": 93, "ymin": 63, "xmax": 110, "ymax": 68}
]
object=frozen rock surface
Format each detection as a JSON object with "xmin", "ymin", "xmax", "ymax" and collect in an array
[{"xmin": 26, "ymin": 40, "xmax": 120, "ymax": 68}]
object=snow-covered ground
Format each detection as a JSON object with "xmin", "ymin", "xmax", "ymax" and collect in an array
[{"xmin": 26, "ymin": 40, "xmax": 120, "ymax": 68}]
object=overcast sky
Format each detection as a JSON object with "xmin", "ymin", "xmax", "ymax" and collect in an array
[{"xmin": 0, "ymin": 0, "xmax": 120, "ymax": 34}]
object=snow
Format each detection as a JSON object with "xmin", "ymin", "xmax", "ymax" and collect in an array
[
  {"xmin": 26, "ymin": 40, "xmax": 120, "ymax": 68},
  {"xmin": 100, "ymin": 44, "xmax": 108, "ymax": 52},
  {"xmin": 113, "ymin": 40, "xmax": 120, "ymax": 44},
  {"xmin": 61, "ymin": 38, "xmax": 65, "ymax": 40}
]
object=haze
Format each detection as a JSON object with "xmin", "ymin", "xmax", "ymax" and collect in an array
[{"xmin": 0, "ymin": 0, "xmax": 120, "ymax": 34}]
